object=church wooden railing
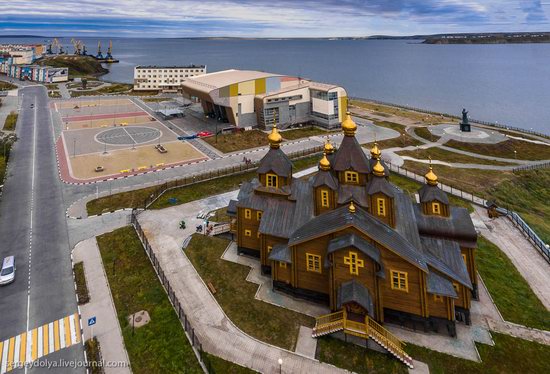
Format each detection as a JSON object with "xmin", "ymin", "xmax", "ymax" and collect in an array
[{"xmin": 366, "ymin": 316, "xmax": 407, "ymax": 357}]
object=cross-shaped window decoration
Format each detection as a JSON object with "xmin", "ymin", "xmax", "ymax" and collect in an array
[{"xmin": 344, "ymin": 251, "xmax": 364, "ymax": 275}]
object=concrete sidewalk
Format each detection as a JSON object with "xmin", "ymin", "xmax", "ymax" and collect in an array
[
  {"xmin": 137, "ymin": 200, "xmax": 351, "ymax": 373},
  {"xmin": 472, "ymin": 206, "xmax": 550, "ymax": 310},
  {"xmin": 73, "ymin": 238, "xmax": 131, "ymax": 374}
]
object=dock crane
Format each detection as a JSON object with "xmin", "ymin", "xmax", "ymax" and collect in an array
[
  {"xmin": 105, "ymin": 40, "xmax": 113, "ymax": 60},
  {"xmin": 48, "ymin": 38, "xmax": 61, "ymax": 54},
  {"xmin": 82, "ymin": 44, "xmax": 87, "ymax": 55},
  {"xmin": 71, "ymin": 38, "xmax": 83, "ymax": 55},
  {"xmin": 96, "ymin": 41, "xmax": 104, "ymax": 59}
]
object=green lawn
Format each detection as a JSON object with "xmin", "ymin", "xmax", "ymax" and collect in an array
[
  {"xmin": 280, "ymin": 126, "xmax": 333, "ymax": 140},
  {"xmin": 97, "ymin": 227, "xmax": 203, "ymax": 374},
  {"xmin": 414, "ymin": 127, "xmax": 440, "ymax": 142},
  {"xmin": 3, "ymin": 112, "xmax": 18, "ymax": 131},
  {"xmin": 397, "ymin": 147, "xmax": 513, "ymax": 166},
  {"xmin": 402, "ymin": 160, "xmax": 516, "ymax": 195},
  {"xmin": 86, "ymin": 154, "xmax": 320, "ymax": 215},
  {"xmin": 407, "ymin": 332, "xmax": 550, "ymax": 374},
  {"xmin": 318, "ymin": 336, "xmax": 407, "ymax": 374},
  {"xmin": 0, "ymin": 81, "xmax": 18, "ymax": 91},
  {"xmin": 203, "ymin": 130, "xmax": 269, "ymax": 153},
  {"xmin": 477, "ymin": 236, "xmax": 550, "ymax": 330},
  {"xmin": 486, "ymin": 168, "xmax": 550, "ymax": 244},
  {"xmin": 0, "ymin": 139, "xmax": 13, "ymax": 182},
  {"xmin": 185, "ymin": 234, "xmax": 315, "ymax": 350},
  {"xmin": 73, "ymin": 262, "xmax": 89, "ymax": 304},
  {"xmin": 203, "ymin": 353, "xmax": 257, "ymax": 374},
  {"xmin": 445, "ymin": 138, "xmax": 550, "ymax": 161}
]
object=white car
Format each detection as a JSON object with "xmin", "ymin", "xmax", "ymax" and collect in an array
[{"xmin": 0, "ymin": 256, "xmax": 16, "ymax": 285}]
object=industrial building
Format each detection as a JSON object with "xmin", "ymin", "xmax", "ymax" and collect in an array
[
  {"xmin": 133, "ymin": 65, "xmax": 207, "ymax": 92},
  {"xmin": 181, "ymin": 69, "xmax": 347, "ymax": 129}
]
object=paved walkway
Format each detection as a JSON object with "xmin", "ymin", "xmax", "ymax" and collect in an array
[
  {"xmin": 0, "ymin": 93, "xmax": 18, "ymax": 133},
  {"xmin": 73, "ymin": 238, "xmax": 131, "ymax": 374},
  {"xmin": 137, "ymin": 202, "xmax": 350, "ymax": 374},
  {"xmin": 472, "ymin": 206, "xmax": 550, "ymax": 310}
]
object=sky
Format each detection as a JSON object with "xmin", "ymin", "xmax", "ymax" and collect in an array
[{"xmin": 1, "ymin": 0, "xmax": 550, "ymax": 37}]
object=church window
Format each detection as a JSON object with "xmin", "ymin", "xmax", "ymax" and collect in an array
[
  {"xmin": 434, "ymin": 294, "xmax": 443, "ymax": 302},
  {"xmin": 257, "ymin": 211, "xmax": 263, "ymax": 220},
  {"xmin": 257, "ymin": 231, "xmax": 260, "ymax": 238},
  {"xmin": 462, "ymin": 253, "xmax": 467, "ymax": 264},
  {"xmin": 244, "ymin": 229, "xmax": 252, "ymax": 237},
  {"xmin": 453, "ymin": 282, "xmax": 460, "ymax": 293},
  {"xmin": 244, "ymin": 209, "xmax": 252, "ymax": 219},
  {"xmin": 432, "ymin": 202, "xmax": 441, "ymax": 215},
  {"xmin": 279, "ymin": 262, "xmax": 287, "ymax": 269},
  {"xmin": 321, "ymin": 189, "xmax": 329, "ymax": 207},
  {"xmin": 266, "ymin": 173, "xmax": 278, "ymax": 188},
  {"xmin": 391, "ymin": 270, "xmax": 408, "ymax": 292},
  {"xmin": 306, "ymin": 253, "xmax": 321, "ymax": 273},
  {"xmin": 344, "ymin": 171, "xmax": 359, "ymax": 184},
  {"xmin": 267, "ymin": 246, "xmax": 272, "ymax": 253},
  {"xmin": 344, "ymin": 251, "xmax": 364, "ymax": 275},
  {"xmin": 377, "ymin": 198, "xmax": 386, "ymax": 216}
]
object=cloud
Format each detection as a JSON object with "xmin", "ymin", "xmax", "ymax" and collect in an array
[{"xmin": 0, "ymin": 0, "xmax": 548, "ymax": 37}]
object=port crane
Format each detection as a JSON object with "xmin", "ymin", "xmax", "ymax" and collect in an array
[
  {"xmin": 71, "ymin": 38, "xmax": 83, "ymax": 55},
  {"xmin": 96, "ymin": 41, "xmax": 104, "ymax": 59},
  {"xmin": 105, "ymin": 40, "xmax": 113, "ymax": 60},
  {"xmin": 47, "ymin": 38, "xmax": 61, "ymax": 54}
]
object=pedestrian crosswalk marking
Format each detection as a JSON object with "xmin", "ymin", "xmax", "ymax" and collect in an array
[{"xmin": 0, "ymin": 313, "xmax": 81, "ymax": 374}]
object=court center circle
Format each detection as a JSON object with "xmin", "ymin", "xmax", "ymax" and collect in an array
[{"xmin": 95, "ymin": 126, "xmax": 162, "ymax": 146}]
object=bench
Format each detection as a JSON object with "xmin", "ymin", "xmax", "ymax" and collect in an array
[{"xmin": 207, "ymin": 282, "xmax": 217, "ymax": 294}]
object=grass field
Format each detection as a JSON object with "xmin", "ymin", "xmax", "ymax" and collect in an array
[
  {"xmin": 397, "ymin": 147, "xmax": 513, "ymax": 166},
  {"xmin": 37, "ymin": 55, "xmax": 108, "ymax": 78},
  {"xmin": 486, "ymin": 168, "xmax": 550, "ymax": 244},
  {"xmin": 402, "ymin": 161, "xmax": 515, "ymax": 194},
  {"xmin": 477, "ymin": 236, "xmax": 550, "ymax": 330},
  {"xmin": 203, "ymin": 353, "xmax": 257, "ymax": 373},
  {"xmin": 185, "ymin": 234, "xmax": 314, "ymax": 350},
  {"xmin": 407, "ymin": 332, "xmax": 550, "ymax": 374},
  {"xmin": 73, "ymin": 262, "xmax": 89, "ymax": 305},
  {"xmin": 97, "ymin": 226, "xmax": 203, "ymax": 374},
  {"xmin": 0, "ymin": 82, "xmax": 17, "ymax": 91},
  {"xmin": 414, "ymin": 127, "xmax": 441, "ymax": 142},
  {"xmin": 445, "ymin": 138, "xmax": 550, "ymax": 160},
  {"xmin": 280, "ymin": 126, "xmax": 332, "ymax": 140},
  {"xmin": 86, "ymin": 154, "xmax": 320, "ymax": 215},
  {"xmin": 203, "ymin": 129, "xmax": 269, "ymax": 153},
  {"xmin": 350, "ymin": 100, "xmax": 451, "ymax": 125},
  {"xmin": 318, "ymin": 336, "xmax": 407, "ymax": 374},
  {"xmin": 3, "ymin": 112, "xmax": 18, "ymax": 131}
]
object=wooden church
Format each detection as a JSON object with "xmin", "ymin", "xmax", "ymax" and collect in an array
[{"xmin": 227, "ymin": 113, "xmax": 478, "ymax": 367}]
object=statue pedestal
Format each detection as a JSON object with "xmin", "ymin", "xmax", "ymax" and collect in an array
[{"xmin": 460, "ymin": 122, "xmax": 471, "ymax": 132}]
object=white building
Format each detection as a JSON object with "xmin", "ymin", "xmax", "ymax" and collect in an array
[{"xmin": 133, "ymin": 65, "xmax": 206, "ymax": 92}]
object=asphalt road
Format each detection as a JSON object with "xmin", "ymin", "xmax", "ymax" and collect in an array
[{"xmin": 0, "ymin": 86, "xmax": 84, "ymax": 372}]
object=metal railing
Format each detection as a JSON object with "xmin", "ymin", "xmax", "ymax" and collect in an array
[
  {"xmin": 131, "ymin": 211, "xmax": 220, "ymax": 373},
  {"xmin": 143, "ymin": 146, "xmax": 324, "ymax": 209},
  {"xmin": 512, "ymin": 161, "xmax": 550, "ymax": 172},
  {"xmin": 349, "ymin": 97, "xmax": 549, "ymax": 139},
  {"xmin": 387, "ymin": 161, "xmax": 550, "ymax": 264}
]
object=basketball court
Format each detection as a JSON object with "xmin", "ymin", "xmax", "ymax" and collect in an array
[{"xmin": 53, "ymin": 97, "xmax": 208, "ymax": 181}]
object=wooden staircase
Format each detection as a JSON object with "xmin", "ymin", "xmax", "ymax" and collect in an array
[{"xmin": 312, "ymin": 310, "xmax": 414, "ymax": 369}]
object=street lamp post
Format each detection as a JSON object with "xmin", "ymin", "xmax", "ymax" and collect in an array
[{"xmin": 278, "ymin": 358, "xmax": 283, "ymax": 374}]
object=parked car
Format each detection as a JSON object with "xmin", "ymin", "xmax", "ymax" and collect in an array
[
  {"xmin": 177, "ymin": 134, "xmax": 197, "ymax": 140},
  {"xmin": 197, "ymin": 131, "xmax": 213, "ymax": 138},
  {"xmin": 0, "ymin": 256, "xmax": 16, "ymax": 286}
]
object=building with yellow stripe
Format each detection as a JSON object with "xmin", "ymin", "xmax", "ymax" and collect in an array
[{"xmin": 182, "ymin": 69, "xmax": 348, "ymax": 130}]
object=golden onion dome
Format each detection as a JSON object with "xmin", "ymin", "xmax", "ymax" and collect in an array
[
  {"xmin": 324, "ymin": 139, "xmax": 335, "ymax": 154},
  {"xmin": 425, "ymin": 166, "xmax": 438, "ymax": 186},
  {"xmin": 341, "ymin": 111, "xmax": 357, "ymax": 136},
  {"xmin": 370, "ymin": 142, "xmax": 381, "ymax": 159},
  {"xmin": 268, "ymin": 124, "xmax": 282, "ymax": 148},
  {"xmin": 372, "ymin": 157, "xmax": 385, "ymax": 177},
  {"xmin": 348, "ymin": 201, "xmax": 356, "ymax": 213},
  {"xmin": 319, "ymin": 152, "xmax": 331, "ymax": 171}
]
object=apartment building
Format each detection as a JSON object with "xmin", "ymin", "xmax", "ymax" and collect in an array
[{"xmin": 133, "ymin": 65, "xmax": 206, "ymax": 92}]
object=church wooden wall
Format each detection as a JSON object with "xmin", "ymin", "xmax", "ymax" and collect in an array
[
  {"xmin": 314, "ymin": 187, "xmax": 336, "ymax": 216},
  {"xmin": 237, "ymin": 206, "xmax": 260, "ymax": 253},
  {"xmin": 293, "ymin": 236, "xmax": 330, "ymax": 295},
  {"xmin": 261, "ymin": 234, "xmax": 287, "ymax": 267},
  {"xmin": 461, "ymin": 247, "xmax": 477, "ymax": 288},
  {"xmin": 427, "ymin": 294, "xmax": 451, "ymax": 319},
  {"xmin": 368, "ymin": 192, "xmax": 395, "ymax": 227},
  {"xmin": 273, "ymin": 262, "xmax": 291, "ymax": 284}
]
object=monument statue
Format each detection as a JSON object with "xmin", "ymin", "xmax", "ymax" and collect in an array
[
  {"xmin": 460, "ymin": 108, "xmax": 471, "ymax": 132},
  {"xmin": 461, "ymin": 108, "xmax": 469, "ymax": 124}
]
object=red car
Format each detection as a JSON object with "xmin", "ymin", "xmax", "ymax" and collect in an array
[{"xmin": 197, "ymin": 131, "xmax": 213, "ymax": 137}]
